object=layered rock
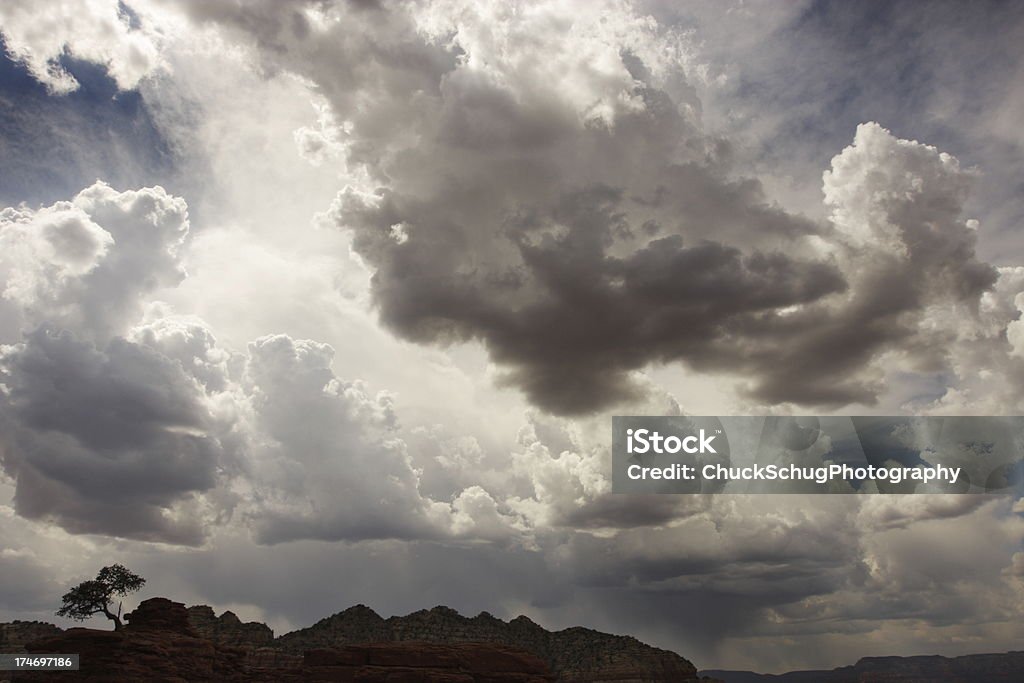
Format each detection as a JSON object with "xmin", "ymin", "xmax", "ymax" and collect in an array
[
  {"xmin": 14, "ymin": 599, "xmax": 250, "ymax": 682},
  {"xmin": 275, "ymin": 604, "xmax": 699, "ymax": 682},
  {"xmin": 124, "ymin": 596, "xmax": 195, "ymax": 633},
  {"xmin": 187, "ymin": 605, "xmax": 274, "ymax": 648}
]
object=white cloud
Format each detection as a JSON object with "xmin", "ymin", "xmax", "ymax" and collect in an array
[
  {"xmin": 0, "ymin": 183, "xmax": 222, "ymax": 544},
  {"xmin": 0, "ymin": 180, "xmax": 527, "ymax": 547},
  {"xmin": 239, "ymin": 333, "xmax": 447, "ymax": 544},
  {"xmin": 0, "ymin": 182, "xmax": 189, "ymax": 344},
  {"xmin": 0, "ymin": 0, "xmax": 163, "ymax": 93}
]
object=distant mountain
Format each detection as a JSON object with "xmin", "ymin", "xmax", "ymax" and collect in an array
[{"xmin": 703, "ymin": 651, "xmax": 1024, "ymax": 682}]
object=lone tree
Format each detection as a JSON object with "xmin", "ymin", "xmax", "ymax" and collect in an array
[{"xmin": 56, "ymin": 564, "xmax": 145, "ymax": 631}]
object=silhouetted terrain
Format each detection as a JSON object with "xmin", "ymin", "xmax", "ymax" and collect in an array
[
  {"xmin": 703, "ymin": 651, "xmax": 1024, "ymax": 683},
  {"xmin": 9, "ymin": 598, "xmax": 1022, "ymax": 681},
  {"xmin": 265, "ymin": 603, "xmax": 699, "ymax": 681},
  {"xmin": 8, "ymin": 598, "xmax": 554, "ymax": 682},
  {"xmin": 2, "ymin": 597, "xmax": 708, "ymax": 682}
]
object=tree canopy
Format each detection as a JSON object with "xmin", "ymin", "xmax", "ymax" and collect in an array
[{"xmin": 56, "ymin": 564, "xmax": 145, "ymax": 630}]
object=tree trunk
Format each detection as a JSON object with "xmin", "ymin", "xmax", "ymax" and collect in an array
[{"xmin": 102, "ymin": 607, "xmax": 123, "ymax": 631}]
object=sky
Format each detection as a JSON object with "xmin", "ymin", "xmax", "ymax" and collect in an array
[{"xmin": 1, "ymin": 0, "xmax": 1023, "ymax": 674}]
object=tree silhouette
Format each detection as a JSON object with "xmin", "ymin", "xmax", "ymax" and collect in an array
[{"xmin": 56, "ymin": 564, "xmax": 145, "ymax": 631}]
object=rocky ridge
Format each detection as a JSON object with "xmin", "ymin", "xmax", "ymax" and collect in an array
[
  {"xmin": 2, "ymin": 598, "xmax": 704, "ymax": 682},
  {"xmin": 10, "ymin": 597, "xmax": 555, "ymax": 682},
  {"xmin": 268, "ymin": 603, "xmax": 699, "ymax": 681},
  {"xmin": 186, "ymin": 605, "xmax": 274, "ymax": 648}
]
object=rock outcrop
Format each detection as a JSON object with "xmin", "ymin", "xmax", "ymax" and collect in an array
[
  {"xmin": 186, "ymin": 605, "xmax": 274, "ymax": 648},
  {"xmin": 124, "ymin": 596, "xmax": 196, "ymax": 633},
  {"xmin": 4, "ymin": 598, "xmax": 699, "ymax": 681},
  {"xmin": 275, "ymin": 604, "xmax": 699, "ymax": 682},
  {"xmin": 14, "ymin": 599, "xmax": 251, "ymax": 682},
  {"xmin": 10, "ymin": 597, "xmax": 555, "ymax": 682},
  {"xmin": 0, "ymin": 622, "xmax": 62, "ymax": 654},
  {"xmin": 274, "ymin": 603, "xmax": 392, "ymax": 651}
]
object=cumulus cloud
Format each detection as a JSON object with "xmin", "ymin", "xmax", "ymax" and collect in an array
[
  {"xmin": 157, "ymin": 0, "xmax": 1014, "ymax": 415},
  {"xmin": 7, "ymin": 1, "xmax": 1015, "ymax": 417},
  {"xmin": 740, "ymin": 122, "xmax": 998, "ymax": 406},
  {"xmin": 0, "ymin": 182, "xmax": 190, "ymax": 343},
  {"xmin": 240, "ymin": 333, "xmax": 530, "ymax": 545},
  {"xmin": 905, "ymin": 263, "xmax": 1024, "ymax": 414},
  {"xmin": 0, "ymin": 183, "xmax": 225, "ymax": 543},
  {"xmin": 297, "ymin": 0, "xmax": 850, "ymax": 413},
  {"xmin": 128, "ymin": 312, "xmax": 235, "ymax": 393},
  {"xmin": 0, "ymin": 327, "xmax": 227, "ymax": 544},
  {"xmin": 0, "ymin": 182, "xmax": 522, "ymax": 546},
  {"xmin": 0, "ymin": 0, "xmax": 163, "ymax": 93},
  {"xmin": 240, "ymin": 333, "xmax": 445, "ymax": 544},
  {"xmin": 506, "ymin": 398, "xmax": 710, "ymax": 530}
]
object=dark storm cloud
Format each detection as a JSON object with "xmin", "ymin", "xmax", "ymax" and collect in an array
[
  {"xmin": 0, "ymin": 182, "xmax": 235, "ymax": 544},
  {"xmin": 0, "ymin": 327, "xmax": 223, "ymax": 544},
  {"xmin": 167, "ymin": 0, "xmax": 1002, "ymax": 414},
  {"xmin": 337, "ymin": 183, "xmax": 845, "ymax": 414},
  {"xmin": 332, "ymin": 115, "xmax": 995, "ymax": 413},
  {"xmin": 558, "ymin": 517, "xmax": 854, "ymax": 590},
  {"xmin": 557, "ymin": 494, "xmax": 707, "ymax": 530}
]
